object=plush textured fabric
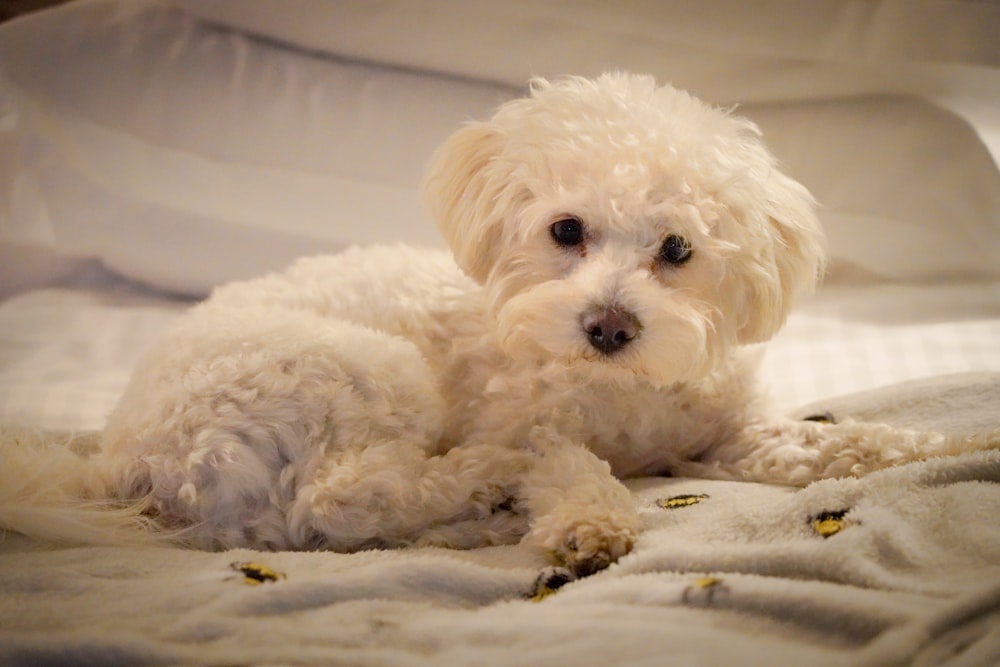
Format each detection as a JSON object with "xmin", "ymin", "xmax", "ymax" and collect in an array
[{"xmin": 2, "ymin": 374, "xmax": 999, "ymax": 666}]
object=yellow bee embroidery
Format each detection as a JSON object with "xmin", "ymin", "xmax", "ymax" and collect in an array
[
  {"xmin": 681, "ymin": 576, "xmax": 729, "ymax": 607},
  {"xmin": 656, "ymin": 494, "xmax": 709, "ymax": 509},
  {"xmin": 230, "ymin": 561, "xmax": 287, "ymax": 585},
  {"xmin": 529, "ymin": 567, "xmax": 575, "ymax": 602},
  {"xmin": 811, "ymin": 510, "xmax": 848, "ymax": 538}
]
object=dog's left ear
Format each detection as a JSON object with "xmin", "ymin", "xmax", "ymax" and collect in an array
[
  {"xmin": 733, "ymin": 171, "xmax": 827, "ymax": 344},
  {"xmin": 421, "ymin": 122, "xmax": 511, "ymax": 283}
]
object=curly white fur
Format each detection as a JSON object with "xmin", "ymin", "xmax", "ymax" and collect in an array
[{"xmin": 2, "ymin": 73, "xmax": 996, "ymax": 575}]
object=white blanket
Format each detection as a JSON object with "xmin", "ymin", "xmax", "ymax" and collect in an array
[{"xmin": 2, "ymin": 373, "xmax": 999, "ymax": 666}]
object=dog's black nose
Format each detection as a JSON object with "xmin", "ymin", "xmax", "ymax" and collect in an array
[{"xmin": 582, "ymin": 306, "xmax": 640, "ymax": 355}]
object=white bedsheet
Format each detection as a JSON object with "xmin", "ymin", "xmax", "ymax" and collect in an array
[
  {"xmin": 1, "ymin": 270, "xmax": 998, "ymax": 430},
  {"xmin": 0, "ymin": 272, "xmax": 189, "ymax": 431},
  {"xmin": 760, "ymin": 281, "xmax": 1000, "ymax": 409}
]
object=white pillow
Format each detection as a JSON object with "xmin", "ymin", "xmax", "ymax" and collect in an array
[
  {"xmin": 171, "ymin": 0, "xmax": 1000, "ymax": 105},
  {"xmin": 2, "ymin": 0, "xmax": 999, "ymax": 296},
  {"xmin": 0, "ymin": 0, "xmax": 515, "ymax": 296},
  {"xmin": 742, "ymin": 97, "xmax": 1000, "ymax": 282}
]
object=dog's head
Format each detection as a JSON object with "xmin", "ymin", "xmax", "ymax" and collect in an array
[{"xmin": 422, "ymin": 73, "xmax": 825, "ymax": 386}]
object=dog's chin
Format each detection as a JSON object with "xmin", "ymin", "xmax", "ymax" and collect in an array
[{"xmin": 492, "ymin": 296, "xmax": 724, "ymax": 389}]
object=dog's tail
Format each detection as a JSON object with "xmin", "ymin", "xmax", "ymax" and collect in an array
[{"xmin": 0, "ymin": 424, "xmax": 167, "ymax": 546}]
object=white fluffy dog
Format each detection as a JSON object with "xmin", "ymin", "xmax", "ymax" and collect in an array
[{"xmin": 3, "ymin": 73, "xmax": 993, "ymax": 575}]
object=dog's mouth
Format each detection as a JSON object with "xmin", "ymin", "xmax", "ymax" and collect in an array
[
  {"xmin": 491, "ymin": 280, "xmax": 720, "ymax": 386},
  {"xmin": 498, "ymin": 319, "xmax": 706, "ymax": 389},
  {"xmin": 521, "ymin": 319, "xmax": 669, "ymax": 385}
]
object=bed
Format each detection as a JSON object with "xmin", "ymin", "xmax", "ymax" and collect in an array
[{"xmin": 2, "ymin": 1, "xmax": 1000, "ymax": 665}]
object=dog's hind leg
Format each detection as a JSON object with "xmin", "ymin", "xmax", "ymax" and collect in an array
[
  {"xmin": 96, "ymin": 308, "xmax": 450, "ymax": 547},
  {"xmin": 97, "ymin": 306, "xmax": 528, "ymax": 551},
  {"xmin": 290, "ymin": 440, "xmax": 531, "ymax": 551}
]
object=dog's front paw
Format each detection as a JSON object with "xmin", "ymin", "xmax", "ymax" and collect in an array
[
  {"xmin": 558, "ymin": 520, "xmax": 636, "ymax": 577},
  {"xmin": 529, "ymin": 508, "xmax": 639, "ymax": 577}
]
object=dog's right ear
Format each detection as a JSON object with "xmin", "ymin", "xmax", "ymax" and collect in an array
[{"xmin": 421, "ymin": 122, "xmax": 510, "ymax": 283}]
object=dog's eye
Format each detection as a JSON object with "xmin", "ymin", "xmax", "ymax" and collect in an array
[
  {"xmin": 550, "ymin": 218, "xmax": 585, "ymax": 247},
  {"xmin": 659, "ymin": 235, "xmax": 692, "ymax": 265}
]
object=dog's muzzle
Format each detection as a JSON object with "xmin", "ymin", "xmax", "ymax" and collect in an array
[{"xmin": 581, "ymin": 305, "xmax": 640, "ymax": 355}]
